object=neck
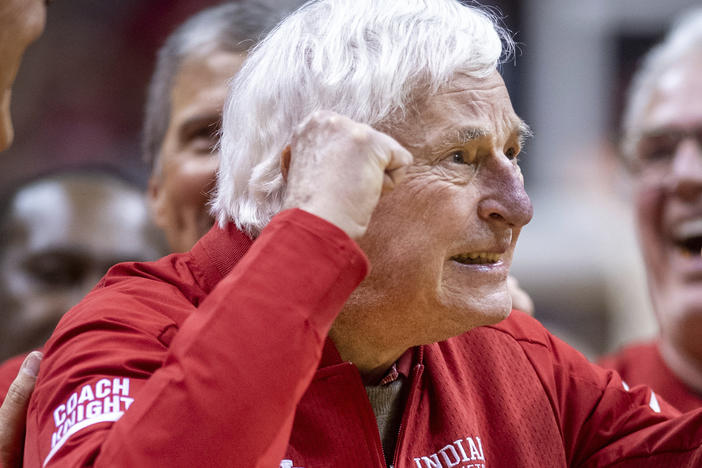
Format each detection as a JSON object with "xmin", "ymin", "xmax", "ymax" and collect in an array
[
  {"xmin": 328, "ymin": 324, "xmax": 407, "ymax": 385},
  {"xmin": 660, "ymin": 339, "xmax": 702, "ymax": 395}
]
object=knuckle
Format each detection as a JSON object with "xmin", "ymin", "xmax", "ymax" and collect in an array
[
  {"xmin": 402, "ymin": 148, "xmax": 414, "ymax": 163},
  {"xmin": 350, "ymin": 126, "xmax": 370, "ymax": 143}
]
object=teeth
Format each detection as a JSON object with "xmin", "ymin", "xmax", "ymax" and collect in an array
[
  {"xmin": 673, "ymin": 218, "xmax": 702, "ymax": 240},
  {"xmin": 452, "ymin": 252, "xmax": 502, "ymax": 264},
  {"xmin": 671, "ymin": 218, "xmax": 702, "ymax": 255}
]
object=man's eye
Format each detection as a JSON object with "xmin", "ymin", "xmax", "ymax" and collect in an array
[
  {"xmin": 451, "ymin": 151, "xmax": 467, "ymax": 164},
  {"xmin": 189, "ymin": 128, "xmax": 218, "ymax": 153},
  {"xmin": 637, "ymin": 134, "xmax": 678, "ymax": 164},
  {"xmin": 639, "ymin": 145, "xmax": 674, "ymax": 166},
  {"xmin": 645, "ymin": 148, "xmax": 673, "ymax": 162},
  {"xmin": 191, "ymin": 126, "xmax": 214, "ymax": 140}
]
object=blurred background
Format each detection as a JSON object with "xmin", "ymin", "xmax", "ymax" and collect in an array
[{"xmin": 2, "ymin": 0, "xmax": 700, "ymax": 358}]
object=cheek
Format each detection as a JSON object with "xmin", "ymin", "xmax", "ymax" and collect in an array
[
  {"xmin": 634, "ymin": 182, "xmax": 665, "ymax": 240},
  {"xmin": 361, "ymin": 185, "xmax": 459, "ymax": 275},
  {"xmin": 164, "ymin": 157, "xmax": 218, "ymax": 207},
  {"xmin": 634, "ymin": 182, "xmax": 668, "ymax": 286}
]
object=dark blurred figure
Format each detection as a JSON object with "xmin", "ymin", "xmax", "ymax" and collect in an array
[
  {"xmin": 600, "ymin": 8, "xmax": 702, "ymax": 412},
  {"xmin": 0, "ymin": 169, "xmax": 164, "ymax": 361}
]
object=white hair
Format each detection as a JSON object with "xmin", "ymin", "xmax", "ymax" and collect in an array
[
  {"xmin": 621, "ymin": 7, "xmax": 702, "ymax": 159},
  {"xmin": 213, "ymin": 0, "xmax": 514, "ymax": 236}
]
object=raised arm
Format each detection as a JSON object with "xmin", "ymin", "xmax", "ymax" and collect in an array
[{"xmin": 25, "ymin": 111, "xmax": 411, "ymax": 468}]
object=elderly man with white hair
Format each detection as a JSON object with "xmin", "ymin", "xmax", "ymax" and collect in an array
[
  {"xmin": 600, "ymin": 8, "xmax": 702, "ymax": 412},
  {"xmin": 23, "ymin": 1, "xmax": 702, "ymax": 467}
]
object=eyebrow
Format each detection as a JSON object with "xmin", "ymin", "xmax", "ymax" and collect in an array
[
  {"xmin": 448, "ymin": 120, "xmax": 533, "ymax": 147},
  {"xmin": 454, "ymin": 127, "xmax": 490, "ymax": 144},
  {"xmin": 516, "ymin": 121, "xmax": 533, "ymax": 147}
]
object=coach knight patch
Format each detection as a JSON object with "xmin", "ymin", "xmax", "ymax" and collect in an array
[{"xmin": 45, "ymin": 378, "xmax": 134, "ymax": 465}]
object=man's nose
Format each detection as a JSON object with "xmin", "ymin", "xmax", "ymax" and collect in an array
[
  {"xmin": 477, "ymin": 154, "xmax": 533, "ymax": 228},
  {"xmin": 667, "ymin": 138, "xmax": 702, "ymax": 200}
]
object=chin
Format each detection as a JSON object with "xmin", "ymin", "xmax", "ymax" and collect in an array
[
  {"xmin": 434, "ymin": 294, "xmax": 512, "ymax": 341},
  {"xmin": 474, "ymin": 301, "xmax": 512, "ymax": 327}
]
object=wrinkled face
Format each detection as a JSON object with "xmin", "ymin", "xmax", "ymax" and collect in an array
[
  {"xmin": 0, "ymin": 176, "xmax": 163, "ymax": 360},
  {"xmin": 344, "ymin": 71, "xmax": 533, "ymax": 346},
  {"xmin": 148, "ymin": 50, "xmax": 246, "ymax": 253},
  {"xmin": 0, "ymin": 0, "xmax": 47, "ymax": 151},
  {"xmin": 630, "ymin": 53, "xmax": 702, "ymax": 359}
]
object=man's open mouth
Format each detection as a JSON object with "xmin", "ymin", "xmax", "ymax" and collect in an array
[
  {"xmin": 451, "ymin": 252, "xmax": 502, "ymax": 265},
  {"xmin": 672, "ymin": 218, "xmax": 702, "ymax": 256}
]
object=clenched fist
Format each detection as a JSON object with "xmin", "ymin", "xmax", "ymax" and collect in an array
[{"xmin": 282, "ymin": 111, "xmax": 413, "ymax": 239}]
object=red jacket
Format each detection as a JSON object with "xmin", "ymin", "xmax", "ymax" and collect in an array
[
  {"xmin": 22, "ymin": 209, "xmax": 702, "ymax": 467},
  {"xmin": 600, "ymin": 341, "xmax": 702, "ymax": 413}
]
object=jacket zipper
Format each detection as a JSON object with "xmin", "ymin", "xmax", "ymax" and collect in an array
[{"xmin": 392, "ymin": 351, "xmax": 424, "ymax": 468}]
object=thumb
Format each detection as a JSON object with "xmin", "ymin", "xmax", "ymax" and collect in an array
[
  {"xmin": 381, "ymin": 141, "xmax": 413, "ymax": 193},
  {"xmin": 0, "ymin": 351, "xmax": 42, "ymax": 468}
]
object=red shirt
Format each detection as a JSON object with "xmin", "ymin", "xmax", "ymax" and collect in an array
[
  {"xmin": 21, "ymin": 209, "xmax": 702, "ymax": 467},
  {"xmin": 600, "ymin": 341, "xmax": 702, "ymax": 413}
]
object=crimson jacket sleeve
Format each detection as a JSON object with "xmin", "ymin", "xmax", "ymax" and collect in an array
[
  {"xmin": 24, "ymin": 209, "xmax": 369, "ymax": 468},
  {"xmin": 514, "ymin": 319, "xmax": 702, "ymax": 467}
]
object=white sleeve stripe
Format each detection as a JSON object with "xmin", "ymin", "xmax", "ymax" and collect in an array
[
  {"xmin": 43, "ymin": 411, "xmax": 124, "ymax": 467},
  {"xmin": 649, "ymin": 391, "xmax": 661, "ymax": 413}
]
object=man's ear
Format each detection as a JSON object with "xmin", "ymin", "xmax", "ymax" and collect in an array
[
  {"xmin": 280, "ymin": 145, "xmax": 291, "ymax": 181},
  {"xmin": 146, "ymin": 176, "xmax": 167, "ymax": 230}
]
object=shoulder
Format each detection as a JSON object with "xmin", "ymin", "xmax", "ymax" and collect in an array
[
  {"xmin": 427, "ymin": 311, "xmax": 564, "ymax": 390},
  {"xmin": 60, "ymin": 251, "xmax": 209, "ymax": 334},
  {"xmin": 483, "ymin": 309, "xmax": 554, "ymax": 349},
  {"xmin": 39, "ymin": 252, "xmax": 208, "ymax": 382},
  {"xmin": 433, "ymin": 310, "xmax": 559, "ymax": 369},
  {"xmin": 449, "ymin": 310, "xmax": 612, "ymax": 391},
  {"xmin": 96, "ymin": 250, "xmax": 211, "ymax": 306}
]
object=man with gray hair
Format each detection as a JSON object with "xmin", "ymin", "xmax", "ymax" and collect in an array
[
  {"xmin": 144, "ymin": 0, "xmax": 305, "ymax": 253},
  {"xmin": 600, "ymin": 8, "xmax": 702, "ymax": 412},
  {"xmin": 23, "ymin": 1, "xmax": 702, "ymax": 467}
]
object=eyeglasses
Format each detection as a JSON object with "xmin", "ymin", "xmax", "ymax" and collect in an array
[{"xmin": 626, "ymin": 126, "xmax": 702, "ymax": 174}]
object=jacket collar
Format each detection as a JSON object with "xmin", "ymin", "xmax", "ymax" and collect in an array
[{"xmin": 190, "ymin": 221, "xmax": 254, "ymax": 294}]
